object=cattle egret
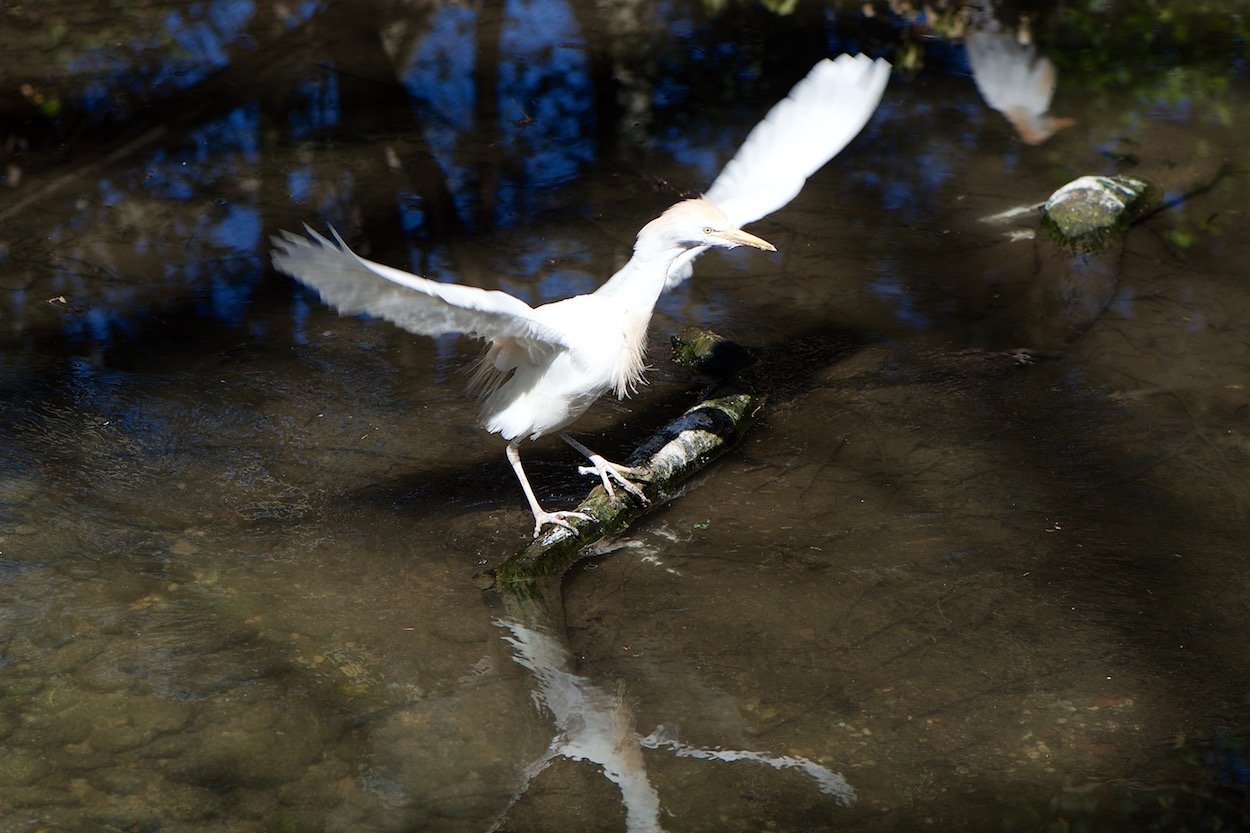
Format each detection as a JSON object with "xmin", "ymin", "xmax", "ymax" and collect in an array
[
  {"xmin": 965, "ymin": 22, "xmax": 1074, "ymax": 145},
  {"xmin": 272, "ymin": 53, "xmax": 890, "ymax": 537}
]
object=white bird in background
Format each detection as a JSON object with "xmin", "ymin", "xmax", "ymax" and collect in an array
[
  {"xmin": 272, "ymin": 53, "xmax": 890, "ymax": 537},
  {"xmin": 965, "ymin": 22, "xmax": 1074, "ymax": 145}
]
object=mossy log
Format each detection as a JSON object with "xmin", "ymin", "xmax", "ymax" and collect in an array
[{"xmin": 483, "ymin": 329, "xmax": 763, "ymax": 592}]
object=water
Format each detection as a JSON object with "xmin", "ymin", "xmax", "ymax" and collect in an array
[{"xmin": 2, "ymin": 1, "xmax": 1248, "ymax": 831}]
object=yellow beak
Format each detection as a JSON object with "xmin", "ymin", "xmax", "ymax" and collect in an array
[{"xmin": 716, "ymin": 228, "xmax": 776, "ymax": 251}]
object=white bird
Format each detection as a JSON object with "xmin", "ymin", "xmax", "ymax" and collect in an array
[
  {"xmin": 965, "ymin": 23, "xmax": 1075, "ymax": 145},
  {"xmin": 271, "ymin": 53, "xmax": 890, "ymax": 537}
]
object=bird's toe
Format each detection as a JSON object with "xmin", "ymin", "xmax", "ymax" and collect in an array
[
  {"xmin": 533, "ymin": 510, "xmax": 592, "ymax": 538},
  {"xmin": 578, "ymin": 463, "xmax": 649, "ymax": 504},
  {"xmin": 615, "ymin": 475, "xmax": 649, "ymax": 504},
  {"xmin": 611, "ymin": 468, "xmax": 650, "ymax": 504}
]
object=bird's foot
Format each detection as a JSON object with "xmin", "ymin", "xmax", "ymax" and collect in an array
[
  {"xmin": 533, "ymin": 509, "xmax": 593, "ymax": 538},
  {"xmin": 577, "ymin": 460, "xmax": 650, "ymax": 504}
]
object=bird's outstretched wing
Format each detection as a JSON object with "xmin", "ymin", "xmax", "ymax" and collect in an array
[
  {"xmin": 271, "ymin": 227, "xmax": 572, "ymax": 350},
  {"xmin": 705, "ymin": 53, "xmax": 891, "ymax": 229}
]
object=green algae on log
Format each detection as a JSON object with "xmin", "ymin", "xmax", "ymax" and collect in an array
[
  {"xmin": 669, "ymin": 326, "xmax": 756, "ymax": 377},
  {"xmin": 1040, "ymin": 175, "xmax": 1161, "ymax": 253}
]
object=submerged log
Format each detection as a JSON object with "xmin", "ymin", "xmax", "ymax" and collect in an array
[{"xmin": 484, "ymin": 329, "xmax": 764, "ymax": 592}]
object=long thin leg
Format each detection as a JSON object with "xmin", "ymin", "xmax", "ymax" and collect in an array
[
  {"xmin": 559, "ymin": 433, "xmax": 649, "ymax": 504},
  {"xmin": 506, "ymin": 439, "xmax": 591, "ymax": 537}
]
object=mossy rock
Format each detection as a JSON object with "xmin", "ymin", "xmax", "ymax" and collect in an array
[{"xmin": 1041, "ymin": 175, "xmax": 1162, "ymax": 253}]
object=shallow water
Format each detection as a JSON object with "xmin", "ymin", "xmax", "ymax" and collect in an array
[{"xmin": 2, "ymin": 1, "xmax": 1249, "ymax": 831}]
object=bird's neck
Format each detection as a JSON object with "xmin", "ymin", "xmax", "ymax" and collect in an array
[
  {"xmin": 590, "ymin": 239, "xmax": 702, "ymax": 399},
  {"xmin": 594, "ymin": 241, "xmax": 702, "ymax": 307}
]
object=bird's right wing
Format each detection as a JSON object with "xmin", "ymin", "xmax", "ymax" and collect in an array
[
  {"xmin": 271, "ymin": 227, "xmax": 572, "ymax": 352},
  {"xmin": 704, "ymin": 53, "xmax": 891, "ymax": 230}
]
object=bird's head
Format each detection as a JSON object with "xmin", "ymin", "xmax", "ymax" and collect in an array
[
  {"xmin": 1007, "ymin": 111, "xmax": 1077, "ymax": 146},
  {"xmin": 636, "ymin": 197, "xmax": 776, "ymax": 256}
]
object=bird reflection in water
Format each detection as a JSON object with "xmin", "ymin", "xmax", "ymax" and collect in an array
[
  {"xmin": 272, "ymin": 54, "xmax": 890, "ymax": 537},
  {"xmin": 965, "ymin": 12, "xmax": 1075, "ymax": 145},
  {"xmin": 494, "ymin": 619, "xmax": 854, "ymax": 832}
]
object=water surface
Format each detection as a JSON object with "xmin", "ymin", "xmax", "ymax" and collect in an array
[{"xmin": 1, "ymin": 2, "xmax": 1248, "ymax": 831}]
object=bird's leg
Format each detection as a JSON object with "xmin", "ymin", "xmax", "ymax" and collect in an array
[
  {"xmin": 559, "ymin": 433, "xmax": 650, "ymax": 504},
  {"xmin": 507, "ymin": 439, "xmax": 592, "ymax": 537}
]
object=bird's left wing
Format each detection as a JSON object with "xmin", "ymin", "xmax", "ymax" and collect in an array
[
  {"xmin": 271, "ymin": 227, "xmax": 572, "ymax": 351},
  {"xmin": 705, "ymin": 54, "xmax": 891, "ymax": 229},
  {"xmin": 663, "ymin": 54, "xmax": 890, "ymax": 290}
]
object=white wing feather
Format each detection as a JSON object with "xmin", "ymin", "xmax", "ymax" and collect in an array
[
  {"xmin": 706, "ymin": 54, "xmax": 891, "ymax": 229},
  {"xmin": 271, "ymin": 227, "xmax": 572, "ymax": 351},
  {"xmin": 663, "ymin": 54, "xmax": 890, "ymax": 289}
]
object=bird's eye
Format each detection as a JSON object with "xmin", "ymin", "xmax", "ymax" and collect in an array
[{"xmin": 702, "ymin": 226, "xmax": 715, "ymax": 234}]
